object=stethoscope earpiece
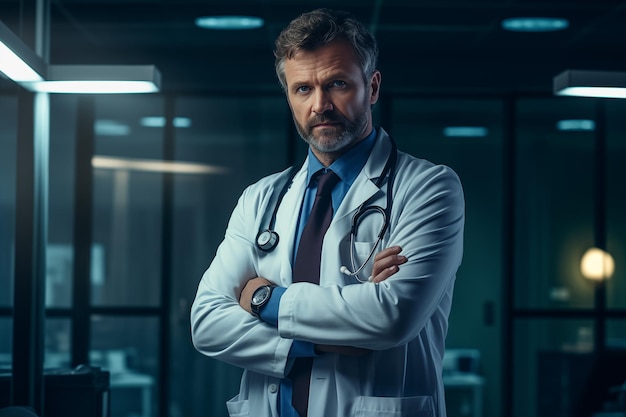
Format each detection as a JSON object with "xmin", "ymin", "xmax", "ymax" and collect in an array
[
  {"xmin": 256, "ymin": 229, "xmax": 279, "ymax": 252},
  {"xmin": 339, "ymin": 266, "xmax": 352, "ymax": 275}
]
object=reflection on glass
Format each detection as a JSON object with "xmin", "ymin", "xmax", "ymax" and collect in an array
[
  {"xmin": 0, "ymin": 95, "xmax": 17, "ymax": 308},
  {"xmin": 44, "ymin": 319, "xmax": 71, "ymax": 369},
  {"xmin": 92, "ymin": 95, "xmax": 165, "ymax": 307},
  {"xmin": 515, "ymin": 319, "xmax": 595, "ymax": 417},
  {"xmin": 48, "ymin": 95, "xmax": 79, "ymax": 308},
  {"xmin": 0, "ymin": 318, "xmax": 12, "ymax": 369},
  {"xmin": 92, "ymin": 316, "xmax": 158, "ymax": 417},
  {"xmin": 607, "ymin": 320, "xmax": 626, "ymax": 350}
]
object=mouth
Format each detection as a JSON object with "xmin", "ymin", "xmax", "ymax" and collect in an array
[{"xmin": 312, "ymin": 122, "xmax": 341, "ymax": 129}]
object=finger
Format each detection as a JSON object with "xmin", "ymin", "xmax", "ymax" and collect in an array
[
  {"xmin": 371, "ymin": 253, "xmax": 407, "ymax": 278},
  {"xmin": 373, "ymin": 245, "xmax": 402, "ymax": 262},
  {"xmin": 370, "ymin": 265, "xmax": 399, "ymax": 284}
]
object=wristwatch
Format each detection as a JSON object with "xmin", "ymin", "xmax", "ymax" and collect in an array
[{"xmin": 250, "ymin": 284, "xmax": 277, "ymax": 318}]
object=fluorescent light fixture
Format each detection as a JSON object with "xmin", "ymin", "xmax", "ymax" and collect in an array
[
  {"xmin": 92, "ymin": 156, "xmax": 227, "ymax": 175},
  {"xmin": 140, "ymin": 116, "xmax": 192, "ymax": 128},
  {"xmin": 554, "ymin": 69, "xmax": 626, "ymax": 99},
  {"xmin": 1, "ymin": 21, "xmax": 162, "ymax": 94},
  {"xmin": 95, "ymin": 120, "xmax": 131, "ymax": 136},
  {"xmin": 0, "ymin": 20, "xmax": 45, "ymax": 82},
  {"xmin": 502, "ymin": 17, "xmax": 569, "ymax": 32},
  {"xmin": 195, "ymin": 15, "xmax": 264, "ymax": 30},
  {"xmin": 443, "ymin": 126, "xmax": 488, "ymax": 137},
  {"xmin": 24, "ymin": 65, "xmax": 161, "ymax": 94},
  {"xmin": 556, "ymin": 119, "xmax": 595, "ymax": 131}
]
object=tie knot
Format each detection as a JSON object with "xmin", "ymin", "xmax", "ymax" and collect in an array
[{"xmin": 314, "ymin": 170, "xmax": 339, "ymax": 197}]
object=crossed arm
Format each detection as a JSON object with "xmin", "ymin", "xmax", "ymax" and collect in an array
[
  {"xmin": 238, "ymin": 245, "xmax": 407, "ymax": 314},
  {"xmin": 237, "ymin": 245, "xmax": 407, "ymax": 356}
]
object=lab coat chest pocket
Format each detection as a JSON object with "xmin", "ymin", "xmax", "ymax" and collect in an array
[
  {"xmin": 352, "ymin": 395, "xmax": 435, "ymax": 417},
  {"xmin": 226, "ymin": 395, "xmax": 249, "ymax": 417},
  {"xmin": 342, "ymin": 205, "xmax": 389, "ymax": 280}
]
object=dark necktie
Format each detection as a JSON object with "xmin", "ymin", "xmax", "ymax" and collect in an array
[{"xmin": 291, "ymin": 170, "xmax": 339, "ymax": 417}]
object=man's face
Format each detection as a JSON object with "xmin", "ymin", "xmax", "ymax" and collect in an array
[{"xmin": 283, "ymin": 39, "xmax": 381, "ymax": 164}]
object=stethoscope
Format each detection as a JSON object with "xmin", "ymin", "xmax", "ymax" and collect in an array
[{"xmin": 256, "ymin": 138, "xmax": 397, "ymax": 283}]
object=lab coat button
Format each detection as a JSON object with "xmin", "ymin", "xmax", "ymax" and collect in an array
[{"xmin": 269, "ymin": 384, "xmax": 278, "ymax": 393}]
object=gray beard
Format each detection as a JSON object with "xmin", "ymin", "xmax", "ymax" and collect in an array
[{"xmin": 295, "ymin": 109, "xmax": 369, "ymax": 154}]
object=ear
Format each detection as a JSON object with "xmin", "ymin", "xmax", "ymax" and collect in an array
[{"xmin": 369, "ymin": 70, "xmax": 381, "ymax": 105}]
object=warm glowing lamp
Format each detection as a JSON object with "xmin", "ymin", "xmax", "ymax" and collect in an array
[{"xmin": 580, "ymin": 248, "xmax": 615, "ymax": 281}]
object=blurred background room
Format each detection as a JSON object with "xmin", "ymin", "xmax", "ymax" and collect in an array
[{"xmin": 1, "ymin": 1, "xmax": 626, "ymax": 417}]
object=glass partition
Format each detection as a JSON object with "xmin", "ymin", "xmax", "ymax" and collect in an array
[
  {"xmin": 170, "ymin": 95, "xmax": 290, "ymax": 417},
  {"xmin": 0, "ymin": 318, "xmax": 11, "ymax": 370},
  {"xmin": 92, "ymin": 316, "xmax": 159, "ymax": 417},
  {"xmin": 92, "ymin": 95, "xmax": 165, "ymax": 307},
  {"xmin": 606, "ymin": 100, "xmax": 626, "ymax": 309},
  {"xmin": 44, "ymin": 319, "xmax": 71, "ymax": 369},
  {"xmin": 47, "ymin": 95, "xmax": 78, "ymax": 308},
  {"xmin": 0, "ymin": 94, "xmax": 17, "ymax": 367},
  {"xmin": 514, "ymin": 98, "xmax": 597, "ymax": 310},
  {"xmin": 0, "ymin": 95, "xmax": 17, "ymax": 309},
  {"xmin": 514, "ymin": 318, "xmax": 596, "ymax": 417}
]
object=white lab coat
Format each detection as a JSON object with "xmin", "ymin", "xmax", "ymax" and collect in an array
[{"xmin": 191, "ymin": 128, "xmax": 465, "ymax": 417}]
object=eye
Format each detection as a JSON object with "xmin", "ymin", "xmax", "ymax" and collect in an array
[
  {"xmin": 295, "ymin": 85, "xmax": 310, "ymax": 94},
  {"xmin": 329, "ymin": 80, "xmax": 347, "ymax": 89}
]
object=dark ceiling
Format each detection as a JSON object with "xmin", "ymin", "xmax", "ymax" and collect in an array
[{"xmin": 2, "ymin": 0, "xmax": 626, "ymax": 95}]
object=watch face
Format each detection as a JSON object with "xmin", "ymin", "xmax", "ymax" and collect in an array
[{"xmin": 252, "ymin": 286, "xmax": 270, "ymax": 305}]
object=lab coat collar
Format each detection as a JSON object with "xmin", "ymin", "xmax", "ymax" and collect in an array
[
  {"xmin": 289, "ymin": 126, "xmax": 393, "ymax": 221},
  {"xmin": 333, "ymin": 127, "xmax": 394, "ymax": 223}
]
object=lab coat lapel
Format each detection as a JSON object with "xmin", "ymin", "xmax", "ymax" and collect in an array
[
  {"xmin": 321, "ymin": 129, "xmax": 393, "ymax": 286},
  {"xmin": 273, "ymin": 162, "xmax": 308, "ymax": 285},
  {"xmin": 333, "ymin": 128, "xmax": 393, "ymax": 227}
]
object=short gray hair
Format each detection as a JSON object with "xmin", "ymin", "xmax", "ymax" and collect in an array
[{"xmin": 274, "ymin": 8, "xmax": 379, "ymax": 91}]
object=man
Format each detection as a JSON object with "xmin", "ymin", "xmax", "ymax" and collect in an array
[{"xmin": 191, "ymin": 8, "xmax": 464, "ymax": 417}]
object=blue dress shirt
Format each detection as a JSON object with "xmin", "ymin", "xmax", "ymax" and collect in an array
[{"xmin": 259, "ymin": 129, "xmax": 377, "ymax": 417}]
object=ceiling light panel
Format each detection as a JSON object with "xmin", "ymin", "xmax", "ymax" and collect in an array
[
  {"xmin": 502, "ymin": 17, "xmax": 569, "ymax": 32},
  {"xmin": 443, "ymin": 126, "xmax": 489, "ymax": 137},
  {"xmin": 554, "ymin": 69, "xmax": 626, "ymax": 99},
  {"xmin": 0, "ymin": 20, "xmax": 45, "ymax": 82},
  {"xmin": 195, "ymin": 16, "xmax": 264, "ymax": 30},
  {"xmin": 23, "ymin": 65, "xmax": 161, "ymax": 94}
]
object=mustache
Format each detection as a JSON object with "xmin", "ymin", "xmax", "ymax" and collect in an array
[{"xmin": 307, "ymin": 112, "xmax": 344, "ymax": 128}]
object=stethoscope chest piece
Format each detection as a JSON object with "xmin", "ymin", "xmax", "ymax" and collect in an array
[{"xmin": 256, "ymin": 229, "xmax": 279, "ymax": 252}]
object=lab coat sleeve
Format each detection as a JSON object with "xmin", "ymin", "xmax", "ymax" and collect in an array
[
  {"xmin": 278, "ymin": 161, "xmax": 465, "ymax": 351},
  {"xmin": 190, "ymin": 181, "xmax": 293, "ymax": 378}
]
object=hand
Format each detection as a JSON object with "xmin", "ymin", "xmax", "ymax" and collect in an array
[
  {"xmin": 239, "ymin": 277, "xmax": 274, "ymax": 314},
  {"xmin": 369, "ymin": 245, "xmax": 407, "ymax": 284}
]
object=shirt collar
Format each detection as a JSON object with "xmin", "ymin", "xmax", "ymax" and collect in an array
[{"xmin": 306, "ymin": 128, "xmax": 377, "ymax": 187}]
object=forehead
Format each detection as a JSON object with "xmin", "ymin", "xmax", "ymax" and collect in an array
[{"xmin": 283, "ymin": 39, "xmax": 362, "ymax": 83}]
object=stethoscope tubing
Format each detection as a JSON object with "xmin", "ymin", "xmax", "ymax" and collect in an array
[{"xmin": 256, "ymin": 136, "xmax": 398, "ymax": 281}]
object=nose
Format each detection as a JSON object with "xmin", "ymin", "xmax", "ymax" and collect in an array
[{"xmin": 312, "ymin": 90, "xmax": 333, "ymax": 114}]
